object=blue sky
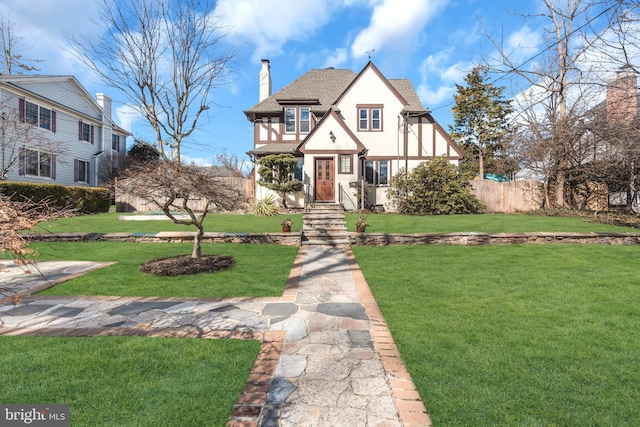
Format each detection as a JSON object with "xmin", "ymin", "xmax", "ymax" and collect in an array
[{"xmin": 0, "ymin": 0, "xmax": 598, "ymax": 165}]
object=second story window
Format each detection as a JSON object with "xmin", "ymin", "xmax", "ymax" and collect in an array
[
  {"xmin": 19, "ymin": 99, "xmax": 55, "ymax": 131},
  {"xmin": 284, "ymin": 107, "xmax": 311, "ymax": 134},
  {"xmin": 299, "ymin": 108, "xmax": 310, "ymax": 133},
  {"xmin": 79, "ymin": 121, "xmax": 94, "ymax": 143},
  {"xmin": 285, "ymin": 108, "xmax": 296, "ymax": 132},
  {"xmin": 357, "ymin": 105, "xmax": 383, "ymax": 131}
]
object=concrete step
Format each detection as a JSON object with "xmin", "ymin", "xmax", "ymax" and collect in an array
[{"xmin": 302, "ymin": 239, "xmax": 350, "ymax": 246}]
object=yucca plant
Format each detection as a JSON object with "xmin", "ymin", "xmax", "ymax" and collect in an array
[{"xmin": 251, "ymin": 194, "xmax": 279, "ymax": 216}]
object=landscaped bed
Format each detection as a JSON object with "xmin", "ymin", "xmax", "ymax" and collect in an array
[
  {"xmin": 0, "ymin": 336, "xmax": 260, "ymax": 426},
  {"xmin": 353, "ymin": 244, "xmax": 640, "ymax": 426},
  {"xmin": 30, "ymin": 242, "xmax": 298, "ymax": 297}
]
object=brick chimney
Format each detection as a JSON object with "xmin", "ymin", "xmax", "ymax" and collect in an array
[
  {"xmin": 259, "ymin": 59, "xmax": 271, "ymax": 102},
  {"xmin": 606, "ymin": 67, "xmax": 638, "ymax": 123}
]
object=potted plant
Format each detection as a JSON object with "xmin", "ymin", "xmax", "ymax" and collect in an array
[
  {"xmin": 355, "ymin": 214, "xmax": 369, "ymax": 233},
  {"xmin": 280, "ymin": 217, "xmax": 293, "ymax": 232}
]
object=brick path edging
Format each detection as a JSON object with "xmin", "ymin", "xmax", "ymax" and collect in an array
[{"xmin": 344, "ymin": 247, "xmax": 433, "ymax": 427}]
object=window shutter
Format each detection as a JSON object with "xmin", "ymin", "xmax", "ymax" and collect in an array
[
  {"xmin": 18, "ymin": 148, "xmax": 25, "ymax": 175},
  {"xmin": 90, "ymin": 125, "xmax": 94, "ymax": 144},
  {"xmin": 51, "ymin": 155, "xmax": 56, "ymax": 180},
  {"xmin": 74, "ymin": 159, "xmax": 79, "ymax": 182},
  {"xmin": 51, "ymin": 111, "xmax": 57, "ymax": 133},
  {"xmin": 19, "ymin": 98, "xmax": 25, "ymax": 123},
  {"xmin": 78, "ymin": 121, "xmax": 82, "ymax": 140},
  {"xmin": 86, "ymin": 162, "xmax": 91, "ymax": 184}
]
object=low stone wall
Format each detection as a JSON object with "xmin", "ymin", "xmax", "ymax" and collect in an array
[
  {"xmin": 25, "ymin": 232, "xmax": 302, "ymax": 247},
  {"xmin": 26, "ymin": 231, "xmax": 640, "ymax": 246},
  {"xmin": 349, "ymin": 232, "xmax": 640, "ymax": 246}
]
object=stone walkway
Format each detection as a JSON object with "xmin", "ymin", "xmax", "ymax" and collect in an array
[{"xmin": 0, "ymin": 246, "xmax": 431, "ymax": 426}]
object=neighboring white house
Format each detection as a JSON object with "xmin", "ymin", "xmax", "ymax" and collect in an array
[
  {"xmin": 0, "ymin": 75, "xmax": 130, "ymax": 187},
  {"xmin": 245, "ymin": 60, "xmax": 463, "ymax": 210}
]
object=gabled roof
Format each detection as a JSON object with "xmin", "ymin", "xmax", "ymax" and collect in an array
[
  {"xmin": 244, "ymin": 62, "xmax": 429, "ymax": 121},
  {"xmin": 390, "ymin": 79, "xmax": 430, "ymax": 114},
  {"xmin": 0, "ymin": 75, "xmax": 102, "ymax": 115},
  {"xmin": 244, "ymin": 68, "xmax": 356, "ymax": 120},
  {"xmin": 297, "ymin": 108, "xmax": 367, "ymax": 154}
]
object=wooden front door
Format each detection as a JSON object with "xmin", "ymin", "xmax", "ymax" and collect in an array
[{"xmin": 315, "ymin": 158, "xmax": 335, "ymax": 202}]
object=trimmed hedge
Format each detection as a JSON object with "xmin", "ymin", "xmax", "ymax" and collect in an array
[{"xmin": 0, "ymin": 181, "xmax": 111, "ymax": 214}]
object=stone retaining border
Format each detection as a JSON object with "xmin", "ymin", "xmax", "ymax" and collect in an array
[{"xmin": 25, "ymin": 231, "xmax": 640, "ymax": 246}]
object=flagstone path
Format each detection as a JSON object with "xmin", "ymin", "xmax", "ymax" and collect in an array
[{"xmin": 0, "ymin": 246, "xmax": 431, "ymax": 426}]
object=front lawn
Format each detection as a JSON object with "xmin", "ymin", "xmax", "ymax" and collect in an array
[
  {"xmin": 344, "ymin": 212, "xmax": 639, "ymax": 233},
  {"xmin": 31, "ymin": 242, "xmax": 298, "ymax": 297},
  {"xmin": 37, "ymin": 211, "xmax": 639, "ymax": 235},
  {"xmin": 35, "ymin": 211, "xmax": 304, "ymax": 234},
  {"xmin": 353, "ymin": 244, "xmax": 640, "ymax": 426},
  {"xmin": 0, "ymin": 336, "xmax": 260, "ymax": 427}
]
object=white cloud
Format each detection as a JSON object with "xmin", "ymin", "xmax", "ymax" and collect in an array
[
  {"xmin": 417, "ymin": 50, "xmax": 472, "ymax": 107},
  {"xmin": 506, "ymin": 25, "xmax": 543, "ymax": 65},
  {"xmin": 350, "ymin": 0, "xmax": 448, "ymax": 58},
  {"xmin": 322, "ymin": 48, "xmax": 349, "ymax": 68},
  {"xmin": 214, "ymin": 0, "xmax": 345, "ymax": 62}
]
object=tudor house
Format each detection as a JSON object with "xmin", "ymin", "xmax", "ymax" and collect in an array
[
  {"xmin": 0, "ymin": 75, "xmax": 130, "ymax": 187},
  {"xmin": 245, "ymin": 60, "xmax": 462, "ymax": 210}
]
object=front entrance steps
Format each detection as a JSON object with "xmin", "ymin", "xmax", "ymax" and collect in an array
[{"xmin": 302, "ymin": 203, "xmax": 349, "ymax": 246}]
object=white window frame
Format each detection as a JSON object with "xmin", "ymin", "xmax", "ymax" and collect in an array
[
  {"xmin": 339, "ymin": 154, "xmax": 352, "ymax": 174},
  {"xmin": 284, "ymin": 107, "xmax": 296, "ymax": 133},
  {"xmin": 364, "ymin": 160, "xmax": 390, "ymax": 186},
  {"xmin": 81, "ymin": 122, "xmax": 92, "ymax": 142},
  {"xmin": 24, "ymin": 100, "xmax": 52, "ymax": 130},
  {"xmin": 25, "ymin": 149, "xmax": 52, "ymax": 178},
  {"xmin": 358, "ymin": 106, "xmax": 383, "ymax": 131}
]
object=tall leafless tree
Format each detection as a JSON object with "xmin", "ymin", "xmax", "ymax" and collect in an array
[
  {"xmin": 485, "ymin": 0, "xmax": 639, "ymax": 209},
  {"xmin": 68, "ymin": 0, "xmax": 237, "ymax": 163},
  {"xmin": 0, "ymin": 14, "xmax": 43, "ymax": 75}
]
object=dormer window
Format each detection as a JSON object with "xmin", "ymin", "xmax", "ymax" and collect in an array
[{"xmin": 284, "ymin": 107, "xmax": 311, "ymax": 134}]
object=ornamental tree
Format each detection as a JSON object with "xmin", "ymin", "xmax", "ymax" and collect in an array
[{"xmin": 257, "ymin": 154, "xmax": 303, "ymax": 208}]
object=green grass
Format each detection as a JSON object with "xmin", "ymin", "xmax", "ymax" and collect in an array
[
  {"xmin": 38, "ymin": 211, "xmax": 638, "ymax": 235},
  {"xmin": 353, "ymin": 244, "xmax": 640, "ymax": 426},
  {"xmin": 0, "ymin": 336, "xmax": 260, "ymax": 427},
  {"xmin": 344, "ymin": 212, "xmax": 639, "ymax": 233},
  {"xmin": 36, "ymin": 211, "xmax": 304, "ymax": 234},
  {"xmin": 31, "ymin": 242, "xmax": 298, "ymax": 297}
]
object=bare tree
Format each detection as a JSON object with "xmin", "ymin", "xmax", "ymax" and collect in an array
[
  {"xmin": 0, "ymin": 194, "xmax": 72, "ymax": 269},
  {"xmin": 0, "ymin": 14, "xmax": 43, "ymax": 75},
  {"xmin": 214, "ymin": 150, "xmax": 252, "ymax": 178},
  {"xmin": 485, "ymin": 0, "xmax": 632, "ymax": 208},
  {"xmin": 116, "ymin": 162, "xmax": 248, "ymax": 258},
  {"xmin": 67, "ymin": 0, "xmax": 237, "ymax": 163}
]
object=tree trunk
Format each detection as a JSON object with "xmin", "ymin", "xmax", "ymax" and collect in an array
[
  {"xmin": 191, "ymin": 224, "xmax": 204, "ymax": 259},
  {"xmin": 478, "ymin": 149, "xmax": 484, "ymax": 179}
]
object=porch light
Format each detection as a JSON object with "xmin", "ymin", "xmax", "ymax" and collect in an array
[{"xmin": 329, "ymin": 131, "xmax": 336, "ymax": 143}]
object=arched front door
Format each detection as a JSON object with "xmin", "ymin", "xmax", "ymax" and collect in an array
[{"xmin": 314, "ymin": 157, "xmax": 334, "ymax": 202}]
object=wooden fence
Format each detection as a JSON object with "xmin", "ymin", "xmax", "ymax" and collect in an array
[
  {"xmin": 115, "ymin": 177, "xmax": 253, "ymax": 212},
  {"xmin": 469, "ymin": 179, "xmax": 543, "ymax": 213}
]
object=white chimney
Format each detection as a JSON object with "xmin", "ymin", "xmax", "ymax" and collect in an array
[
  {"xmin": 259, "ymin": 59, "xmax": 272, "ymax": 102},
  {"xmin": 96, "ymin": 93, "xmax": 112, "ymax": 122}
]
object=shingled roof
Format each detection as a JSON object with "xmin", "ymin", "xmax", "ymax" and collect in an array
[
  {"xmin": 390, "ymin": 79, "xmax": 430, "ymax": 114},
  {"xmin": 244, "ymin": 68, "xmax": 357, "ymax": 120},
  {"xmin": 244, "ymin": 64, "xmax": 429, "ymax": 121}
]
